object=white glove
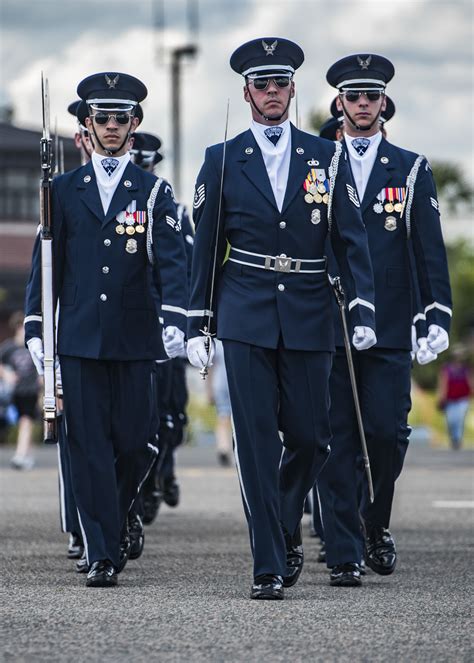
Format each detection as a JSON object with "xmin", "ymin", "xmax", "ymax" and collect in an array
[
  {"xmin": 427, "ymin": 324, "xmax": 449, "ymax": 354},
  {"xmin": 162, "ymin": 326, "xmax": 186, "ymax": 359},
  {"xmin": 352, "ymin": 326, "xmax": 377, "ymax": 351},
  {"xmin": 187, "ymin": 336, "xmax": 215, "ymax": 369},
  {"xmin": 416, "ymin": 337, "xmax": 438, "ymax": 365},
  {"xmin": 27, "ymin": 337, "xmax": 44, "ymax": 375},
  {"xmin": 55, "ymin": 363, "xmax": 62, "ymax": 390}
]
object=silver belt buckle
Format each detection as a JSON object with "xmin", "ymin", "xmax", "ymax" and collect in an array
[{"xmin": 274, "ymin": 256, "xmax": 292, "ymax": 272}]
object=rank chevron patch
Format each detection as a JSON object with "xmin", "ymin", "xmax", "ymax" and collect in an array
[
  {"xmin": 166, "ymin": 215, "xmax": 182, "ymax": 233},
  {"xmin": 430, "ymin": 197, "xmax": 440, "ymax": 212},
  {"xmin": 193, "ymin": 183, "xmax": 206, "ymax": 209},
  {"xmin": 346, "ymin": 184, "xmax": 360, "ymax": 207}
]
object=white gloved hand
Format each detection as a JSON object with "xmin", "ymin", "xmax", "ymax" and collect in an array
[
  {"xmin": 162, "ymin": 326, "xmax": 186, "ymax": 359},
  {"xmin": 26, "ymin": 337, "xmax": 44, "ymax": 375},
  {"xmin": 187, "ymin": 336, "xmax": 215, "ymax": 369},
  {"xmin": 352, "ymin": 326, "xmax": 377, "ymax": 351},
  {"xmin": 427, "ymin": 324, "xmax": 449, "ymax": 354},
  {"xmin": 416, "ymin": 337, "xmax": 438, "ymax": 365}
]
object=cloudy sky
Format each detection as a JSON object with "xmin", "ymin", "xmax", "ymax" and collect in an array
[{"xmin": 1, "ymin": 0, "xmax": 472, "ymax": 208}]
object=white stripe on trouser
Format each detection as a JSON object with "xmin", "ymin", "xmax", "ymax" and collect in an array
[
  {"xmin": 130, "ymin": 442, "xmax": 159, "ymax": 512},
  {"xmin": 231, "ymin": 415, "xmax": 255, "ymax": 551},
  {"xmin": 56, "ymin": 442, "xmax": 67, "ymax": 533},
  {"xmin": 76, "ymin": 508, "xmax": 89, "ymax": 565},
  {"xmin": 315, "ymin": 484, "xmax": 324, "ymax": 533}
]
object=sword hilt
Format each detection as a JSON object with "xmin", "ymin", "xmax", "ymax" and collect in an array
[{"xmin": 198, "ymin": 327, "xmax": 215, "ymax": 381}]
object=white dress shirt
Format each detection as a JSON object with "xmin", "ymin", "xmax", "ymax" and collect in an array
[
  {"xmin": 250, "ymin": 119, "xmax": 291, "ymax": 212},
  {"xmin": 91, "ymin": 151, "xmax": 130, "ymax": 215},
  {"xmin": 344, "ymin": 131, "xmax": 382, "ymax": 201}
]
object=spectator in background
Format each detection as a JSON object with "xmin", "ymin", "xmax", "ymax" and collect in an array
[
  {"xmin": 438, "ymin": 346, "xmax": 472, "ymax": 450},
  {"xmin": 207, "ymin": 340, "xmax": 233, "ymax": 466},
  {"xmin": 0, "ymin": 312, "xmax": 41, "ymax": 469}
]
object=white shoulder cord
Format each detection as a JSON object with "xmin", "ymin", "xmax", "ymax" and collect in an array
[
  {"xmin": 404, "ymin": 155, "xmax": 425, "ymax": 239},
  {"xmin": 146, "ymin": 177, "xmax": 164, "ymax": 265},
  {"xmin": 327, "ymin": 141, "xmax": 342, "ymax": 233}
]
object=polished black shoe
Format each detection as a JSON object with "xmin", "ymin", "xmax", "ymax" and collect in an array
[
  {"xmin": 76, "ymin": 552, "xmax": 88, "ymax": 574},
  {"xmin": 365, "ymin": 526, "xmax": 397, "ymax": 575},
  {"xmin": 250, "ymin": 574, "xmax": 284, "ymax": 600},
  {"xmin": 282, "ymin": 523, "xmax": 304, "ymax": 588},
  {"xmin": 162, "ymin": 476, "xmax": 180, "ymax": 507},
  {"xmin": 117, "ymin": 535, "xmax": 131, "ymax": 574},
  {"xmin": 317, "ymin": 541, "xmax": 326, "ymax": 564},
  {"xmin": 86, "ymin": 560, "xmax": 117, "ymax": 587},
  {"xmin": 142, "ymin": 489, "xmax": 162, "ymax": 525},
  {"xmin": 128, "ymin": 513, "xmax": 145, "ymax": 560},
  {"xmin": 67, "ymin": 532, "xmax": 84, "ymax": 559},
  {"xmin": 330, "ymin": 563, "xmax": 362, "ymax": 587}
]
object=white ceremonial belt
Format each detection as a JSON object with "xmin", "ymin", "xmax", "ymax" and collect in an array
[{"xmin": 229, "ymin": 247, "xmax": 327, "ymax": 274}]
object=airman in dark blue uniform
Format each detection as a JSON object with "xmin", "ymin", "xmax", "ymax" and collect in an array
[
  {"xmin": 187, "ymin": 38, "xmax": 377, "ymax": 599},
  {"xmin": 317, "ymin": 54, "xmax": 452, "ymax": 586},
  {"xmin": 25, "ymin": 72, "xmax": 188, "ymax": 587}
]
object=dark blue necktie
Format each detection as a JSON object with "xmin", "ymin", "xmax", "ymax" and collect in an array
[
  {"xmin": 351, "ymin": 138, "xmax": 370, "ymax": 157},
  {"xmin": 101, "ymin": 157, "xmax": 120, "ymax": 176},
  {"xmin": 264, "ymin": 126, "xmax": 283, "ymax": 146}
]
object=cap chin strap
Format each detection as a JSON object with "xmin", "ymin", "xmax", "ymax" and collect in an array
[
  {"xmin": 246, "ymin": 85, "xmax": 292, "ymax": 123},
  {"xmin": 340, "ymin": 98, "xmax": 383, "ymax": 133}
]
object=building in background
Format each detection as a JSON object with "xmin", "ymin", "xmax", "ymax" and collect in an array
[{"xmin": 0, "ymin": 119, "xmax": 79, "ymax": 339}]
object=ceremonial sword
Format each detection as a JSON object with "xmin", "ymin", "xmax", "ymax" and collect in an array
[
  {"xmin": 40, "ymin": 73, "xmax": 57, "ymax": 444},
  {"xmin": 329, "ymin": 275, "xmax": 374, "ymax": 503},
  {"xmin": 199, "ymin": 99, "xmax": 230, "ymax": 380}
]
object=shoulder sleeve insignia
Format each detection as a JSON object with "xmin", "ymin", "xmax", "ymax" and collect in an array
[
  {"xmin": 346, "ymin": 183, "xmax": 360, "ymax": 207},
  {"xmin": 193, "ymin": 183, "xmax": 206, "ymax": 209},
  {"xmin": 430, "ymin": 197, "xmax": 440, "ymax": 212},
  {"xmin": 166, "ymin": 215, "xmax": 182, "ymax": 233}
]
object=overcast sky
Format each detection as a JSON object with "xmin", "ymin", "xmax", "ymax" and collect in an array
[{"xmin": 1, "ymin": 0, "xmax": 473, "ymax": 208}]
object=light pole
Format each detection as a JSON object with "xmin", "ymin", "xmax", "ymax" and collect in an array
[{"xmin": 171, "ymin": 44, "xmax": 198, "ymax": 199}]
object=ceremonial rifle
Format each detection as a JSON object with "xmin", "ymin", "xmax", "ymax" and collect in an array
[
  {"xmin": 330, "ymin": 276, "xmax": 374, "ymax": 503},
  {"xmin": 199, "ymin": 99, "xmax": 230, "ymax": 380},
  {"xmin": 40, "ymin": 73, "xmax": 57, "ymax": 444}
]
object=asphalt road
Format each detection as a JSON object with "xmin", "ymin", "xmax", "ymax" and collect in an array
[{"xmin": 1, "ymin": 442, "xmax": 473, "ymax": 662}]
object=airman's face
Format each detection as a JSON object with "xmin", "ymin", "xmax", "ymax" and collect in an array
[
  {"xmin": 244, "ymin": 76, "xmax": 295, "ymax": 125},
  {"xmin": 85, "ymin": 112, "xmax": 139, "ymax": 156}
]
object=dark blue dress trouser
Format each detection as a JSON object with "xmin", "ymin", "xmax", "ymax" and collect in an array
[
  {"xmin": 57, "ymin": 411, "xmax": 80, "ymax": 535},
  {"xmin": 60, "ymin": 356, "xmax": 154, "ymax": 568},
  {"xmin": 317, "ymin": 347, "xmax": 412, "ymax": 567},
  {"xmin": 223, "ymin": 340, "xmax": 332, "ymax": 578}
]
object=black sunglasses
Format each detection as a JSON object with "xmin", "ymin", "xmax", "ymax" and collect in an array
[
  {"xmin": 249, "ymin": 76, "xmax": 292, "ymax": 91},
  {"xmin": 341, "ymin": 90, "xmax": 384, "ymax": 103},
  {"xmin": 92, "ymin": 111, "xmax": 132, "ymax": 125}
]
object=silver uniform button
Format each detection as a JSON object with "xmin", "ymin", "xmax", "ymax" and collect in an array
[
  {"xmin": 279, "ymin": 221, "xmax": 286, "ymax": 229},
  {"xmin": 104, "ymin": 239, "xmax": 111, "ymax": 246},
  {"xmin": 102, "ymin": 266, "xmax": 110, "ymax": 274},
  {"xmin": 278, "ymin": 284, "xmax": 285, "ymax": 292},
  {"xmin": 100, "ymin": 294, "xmax": 107, "ymax": 302}
]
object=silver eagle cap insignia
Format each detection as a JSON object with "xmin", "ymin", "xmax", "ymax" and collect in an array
[
  {"xmin": 262, "ymin": 40, "xmax": 277, "ymax": 56},
  {"xmin": 357, "ymin": 55, "xmax": 372, "ymax": 70},
  {"xmin": 105, "ymin": 73, "xmax": 120, "ymax": 89}
]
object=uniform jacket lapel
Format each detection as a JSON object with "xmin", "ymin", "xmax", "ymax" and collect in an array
[
  {"xmin": 76, "ymin": 161, "xmax": 104, "ymax": 223},
  {"xmin": 239, "ymin": 130, "xmax": 278, "ymax": 210},
  {"xmin": 361, "ymin": 137, "xmax": 395, "ymax": 212},
  {"xmin": 281, "ymin": 124, "xmax": 311, "ymax": 214},
  {"xmin": 103, "ymin": 162, "xmax": 139, "ymax": 227}
]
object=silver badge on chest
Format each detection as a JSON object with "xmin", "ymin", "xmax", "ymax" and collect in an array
[
  {"xmin": 384, "ymin": 216, "xmax": 397, "ymax": 231},
  {"xmin": 311, "ymin": 208, "xmax": 321, "ymax": 225},
  {"xmin": 125, "ymin": 238, "xmax": 138, "ymax": 253}
]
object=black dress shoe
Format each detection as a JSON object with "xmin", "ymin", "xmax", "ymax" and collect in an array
[
  {"xmin": 117, "ymin": 535, "xmax": 131, "ymax": 574},
  {"xmin": 282, "ymin": 523, "xmax": 304, "ymax": 588},
  {"xmin": 67, "ymin": 532, "xmax": 84, "ymax": 559},
  {"xmin": 250, "ymin": 574, "xmax": 284, "ymax": 600},
  {"xmin": 317, "ymin": 541, "xmax": 326, "ymax": 563},
  {"xmin": 142, "ymin": 489, "xmax": 162, "ymax": 525},
  {"xmin": 162, "ymin": 476, "xmax": 180, "ymax": 507},
  {"xmin": 330, "ymin": 563, "xmax": 362, "ymax": 587},
  {"xmin": 128, "ymin": 513, "xmax": 145, "ymax": 560},
  {"xmin": 86, "ymin": 560, "xmax": 117, "ymax": 587},
  {"xmin": 76, "ymin": 552, "xmax": 88, "ymax": 573},
  {"xmin": 365, "ymin": 526, "xmax": 397, "ymax": 575}
]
